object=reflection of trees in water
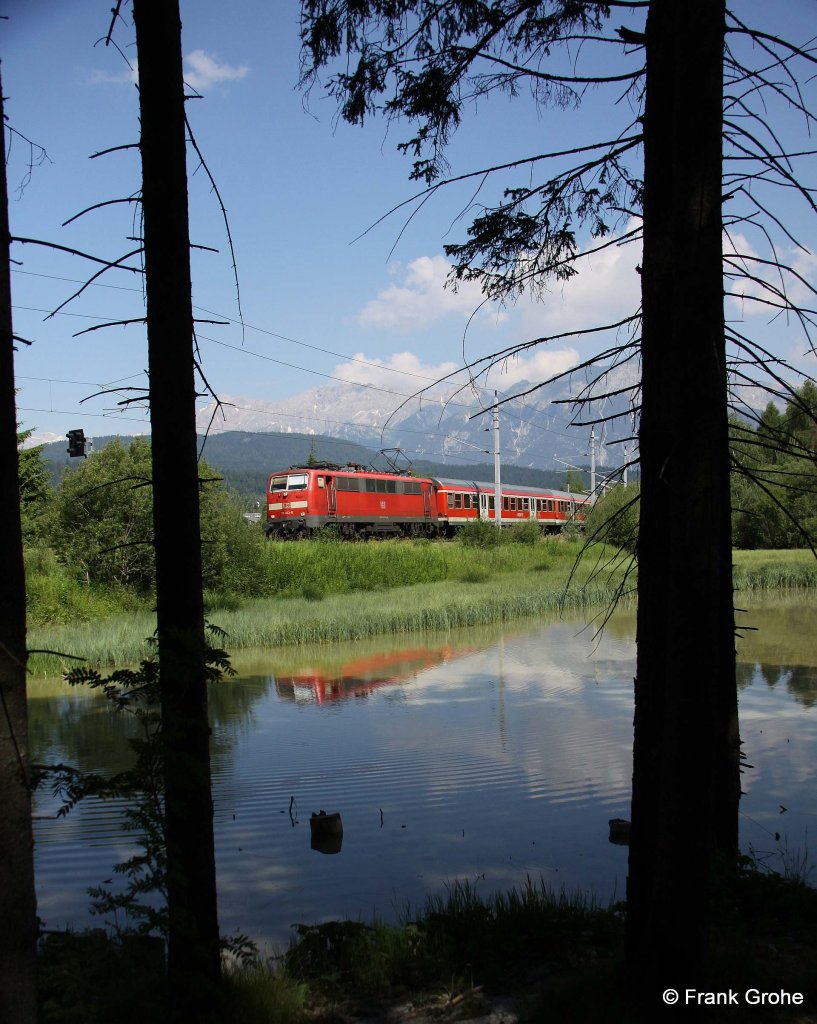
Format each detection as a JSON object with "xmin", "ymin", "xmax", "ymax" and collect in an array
[
  {"xmin": 28, "ymin": 696, "xmax": 137, "ymax": 776},
  {"xmin": 785, "ymin": 666, "xmax": 817, "ymax": 709},
  {"xmin": 736, "ymin": 662, "xmax": 756, "ymax": 693},
  {"xmin": 760, "ymin": 663, "xmax": 785, "ymax": 690},
  {"xmin": 28, "ymin": 676, "xmax": 274, "ymax": 780},
  {"xmin": 736, "ymin": 661, "xmax": 817, "ymax": 709}
]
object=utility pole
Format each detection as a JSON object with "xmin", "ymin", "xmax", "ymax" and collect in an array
[
  {"xmin": 590, "ymin": 426, "xmax": 596, "ymax": 496},
  {"xmin": 493, "ymin": 390, "xmax": 501, "ymax": 528}
]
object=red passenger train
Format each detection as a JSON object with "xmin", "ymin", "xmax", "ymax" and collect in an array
[{"xmin": 264, "ymin": 463, "xmax": 591, "ymax": 539}]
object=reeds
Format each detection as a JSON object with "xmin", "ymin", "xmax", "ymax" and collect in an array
[
  {"xmin": 27, "ymin": 538, "xmax": 598, "ymax": 674},
  {"xmin": 27, "ymin": 543, "xmax": 816, "ymax": 675}
]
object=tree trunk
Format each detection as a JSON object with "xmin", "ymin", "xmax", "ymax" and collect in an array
[
  {"xmin": 0, "ymin": 73, "xmax": 39, "ymax": 1024},
  {"xmin": 627, "ymin": 0, "xmax": 740, "ymax": 1009},
  {"xmin": 132, "ymin": 3, "xmax": 221, "ymax": 1018}
]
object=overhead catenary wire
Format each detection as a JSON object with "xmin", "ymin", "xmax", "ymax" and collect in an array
[
  {"xmin": 11, "ymin": 271, "xmax": 600, "ymax": 448},
  {"xmin": 11, "ymin": 267, "xmax": 588, "ymax": 429}
]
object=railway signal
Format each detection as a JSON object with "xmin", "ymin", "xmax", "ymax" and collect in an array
[{"xmin": 66, "ymin": 428, "xmax": 87, "ymax": 458}]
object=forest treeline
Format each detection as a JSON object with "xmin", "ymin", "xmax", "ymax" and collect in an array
[{"xmin": 587, "ymin": 381, "xmax": 817, "ymax": 553}]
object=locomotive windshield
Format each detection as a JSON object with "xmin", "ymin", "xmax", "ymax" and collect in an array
[{"xmin": 270, "ymin": 473, "xmax": 309, "ymax": 493}]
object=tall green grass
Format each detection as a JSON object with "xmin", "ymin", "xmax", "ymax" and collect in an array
[
  {"xmin": 27, "ymin": 565, "xmax": 618, "ymax": 676},
  {"xmin": 732, "ymin": 549, "xmax": 817, "ymax": 590},
  {"xmin": 284, "ymin": 877, "xmax": 621, "ymax": 1003},
  {"xmin": 25, "ymin": 544, "xmax": 147, "ymax": 627},
  {"xmin": 26, "ymin": 540, "xmax": 817, "ymax": 675},
  {"xmin": 255, "ymin": 533, "xmax": 572, "ymax": 599}
]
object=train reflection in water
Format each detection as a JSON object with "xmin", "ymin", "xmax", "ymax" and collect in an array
[{"xmin": 273, "ymin": 645, "xmax": 476, "ymax": 705}]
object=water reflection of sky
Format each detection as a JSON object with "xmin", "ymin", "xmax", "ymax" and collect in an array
[{"xmin": 30, "ymin": 597, "xmax": 817, "ymax": 949}]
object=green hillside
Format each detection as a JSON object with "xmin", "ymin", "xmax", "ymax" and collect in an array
[{"xmin": 39, "ymin": 430, "xmax": 588, "ymax": 501}]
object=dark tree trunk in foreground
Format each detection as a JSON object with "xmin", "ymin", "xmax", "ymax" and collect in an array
[
  {"xmin": 0, "ymin": 72, "xmax": 39, "ymax": 1024},
  {"xmin": 627, "ymin": 0, "xmax": 740, "ymax": 1009},
  {"xmin": 132, "ymin": 2, "xmax": 221, "ymax": 1017}
]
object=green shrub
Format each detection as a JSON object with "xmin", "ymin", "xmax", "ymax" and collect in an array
[
  {"xmin": 506, "ymin": 519, "xmax": 542, "ymax": 544},
  {"xmin": 39, "ymin": 438, "xmax": 266, "ymax": 597},
  {"xmin": 584, "ymin": 484, "xmax": 640, "ymax": 552},
  {"xmin": 458, "ymin": 520, "xmax": 503, "ymax": 547}
]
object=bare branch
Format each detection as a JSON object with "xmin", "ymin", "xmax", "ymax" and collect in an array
[
  {"xmin": 73, "ymin": 318, "xmax": 147, "ymax": 338},
  {"xmin": 62, "ymin": 197, "xmax": 141, "ymax": 227}
]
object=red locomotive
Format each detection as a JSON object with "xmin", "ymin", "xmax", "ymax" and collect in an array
[{"xmin": 265, "ymin": 463, "xmax": 590, "ymax": 539}]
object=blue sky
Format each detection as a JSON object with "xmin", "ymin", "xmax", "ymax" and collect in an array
[{"xmin": 5, "ymin": 0, "xmax": 816, "ymax": 448}]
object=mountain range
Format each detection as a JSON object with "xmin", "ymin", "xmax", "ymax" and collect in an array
[
  {"xmin": 193, "ymin": 365, "xmax": 637, "ymax": 473},
  {"xmin": 37, "ymin": 368, "xmax": 636, "ymax": 498}
]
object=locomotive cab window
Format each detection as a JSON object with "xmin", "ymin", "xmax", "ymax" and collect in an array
[
  {"xmin": 287, "ymin": 474, "xmax": 308, "ymax": 491},
  {"xmin": 270, "ymin": 476, "xmax": 287, "ymax": 492}
]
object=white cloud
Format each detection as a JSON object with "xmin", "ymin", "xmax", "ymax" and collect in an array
[
  {"xmin": 484, "ymin": 346, "xmax": 581, "ymax": 388},
  {"xmin": 517, "ymin": 229, "xmax": 642, "ymax": 340},
  {"xmin": 89, "ymin": 50, "xmax": 248, "ymax": 93},
  {"xmin": 331, "ymin": 350, "xmax": 460, "ymax": 395},
  {"xmin": 355, "ymin": 236, "xmax": 640, "ymax": 350},
  {"xmin": 184, "ymin": 50, "xmax": 249, "ymax": 92},
  {"xmin": 330, "ymin": 347, "xmax": 580, "ymax": 395},
  {"xmin": 88, "ymin": 66, "xmax": 137, "ymax": 87},
  {"xmin": 355, "ymin": 255, "xmax": 506, "ymax": 331}
]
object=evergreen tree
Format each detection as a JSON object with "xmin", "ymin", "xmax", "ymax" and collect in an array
[{"xmin": 299, "ymin": 0, "xmax": 815, "ymax": 1007}]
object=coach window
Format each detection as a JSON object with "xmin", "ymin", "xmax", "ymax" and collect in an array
[
  {"xmin": 547, "ymin": 499, "xmax": 553, "ymax": 512},
  {"xmin": 523, "ymin": 497, "xmax": 529, "ymax": 511},
  {"xmin": 463, "ymin": 494, "xmax": 471, "ymax": 509},
  {"xmin": 386, "ymin": 480, "xmax": 396, "ymax": 493},
  {"xmin": 503, "ymin": 496, "xmax": 509, "ymax": 511},
  {"xmin": 510, "ymin": 497, "xmax": 516, "ymax": 511},
  {"xmin": 489, "ymin": 496, "xmax": 495, "ymax": 511},
  {"xmin": 447, "ymin": 492, "xmax": 454, "ymax": 509},
  {"xmin": 455, "ymin": 493, "xmax": 462, "ymax": 509}
]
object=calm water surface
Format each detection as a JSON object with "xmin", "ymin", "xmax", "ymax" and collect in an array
[{"xmin": 30, "ymin": 595, "xmax": 817, "ymax": 948}]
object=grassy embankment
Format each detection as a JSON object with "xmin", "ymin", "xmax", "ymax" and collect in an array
[{"xmin": 26, "ymin": 537, "xmax": 817, "ymax": 676}]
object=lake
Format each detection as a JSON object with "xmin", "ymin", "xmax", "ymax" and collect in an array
[{"xmin": 29, "ymin": 594, "xmax": 817, "ymax": 950}]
